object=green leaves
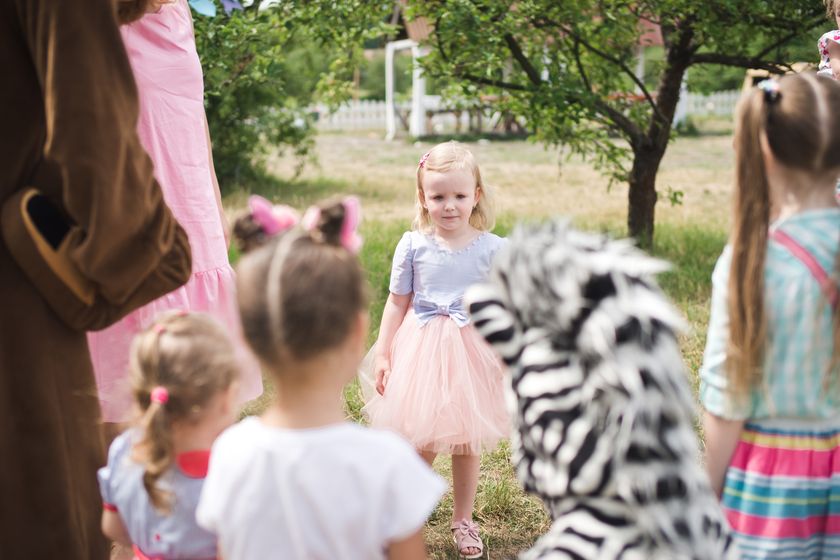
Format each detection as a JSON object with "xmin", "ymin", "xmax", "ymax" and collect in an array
[
  {"xmin": 411, "ymin": 0, "xmax": 824, "ymax": 239},
  {"xmin": 194, "ymin": 0, "xmax": 392, "ymax": 189}
]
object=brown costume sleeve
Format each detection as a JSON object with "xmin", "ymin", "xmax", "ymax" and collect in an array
[{"xmin": 1, "ymin": 0, "xmax": 192, "ymax": 330}]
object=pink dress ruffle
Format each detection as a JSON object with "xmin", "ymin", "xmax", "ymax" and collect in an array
[
  {"xmin": 88, "ymin": 266, "xmax": 262, "ymax": 422},
  {"xmin": 87, "ymin": 1, "xmax": 262, "ymax": 423},
  {"xmin": 361, "ymin": 311, "xmax": 509, "ymax": 456}
]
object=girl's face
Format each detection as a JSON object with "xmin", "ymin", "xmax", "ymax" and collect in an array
[{"xmin": 421, "ymin": 168, "xmax": 480, "ymax": 235}]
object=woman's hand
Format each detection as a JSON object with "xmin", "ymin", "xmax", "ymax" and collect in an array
[
  {"xmin": 374, "ymin": 356, "xmax": 391, "ymax": 395},
  {"xmin": 146, "ymin": 0, "xmax": 175, "ymax": 13}
]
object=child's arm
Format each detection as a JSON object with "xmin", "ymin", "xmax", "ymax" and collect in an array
[
  {"xmin": 830, "ymin": 40, "xmax": 840, "ymax": 79},
  {"xmin": 374, "ymin": 292, "xmax": 412, "ymax": 394},
  {"xmin": 702, "ymin": 411, "xmax": 745, "ymax": 497},
  {"xmin": 387, "ymin": 529, "xmax": 427, "ymax": 560},
  {"xmin": 101, "ymin": 509, "xmax": 132, "ymax": 546}
]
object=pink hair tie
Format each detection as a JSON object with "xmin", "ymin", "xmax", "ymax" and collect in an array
[
  {"xmin": 249, "ymin": 195, "xmax": 300, "ymax": 237},
  {"xmin": 418, "ymin": 151, "xmax": 431, "ymax": 169},
  {"xmin": 150, "ymin": 386, "xmax": 169, "ymax": 405}
]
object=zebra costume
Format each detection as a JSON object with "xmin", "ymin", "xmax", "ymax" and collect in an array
[{"xmin": 466, "ymin": 222, "xmax": 738, "ymax": 560}]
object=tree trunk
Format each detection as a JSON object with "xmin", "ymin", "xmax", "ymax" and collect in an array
[
  {"xmin": 627, "ymin": 25, "xmax": 694, "ymax": 246},
  {"xmin": 627, "ymin": 145, "xmax": 664, "ymax": 247}
]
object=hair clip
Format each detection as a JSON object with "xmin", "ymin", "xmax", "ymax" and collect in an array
[
  {"xmin": 418, "ymin": 151, "xmax": 431, "ymax": 169},
  {"xmin": 340, "ymin": 196, "xmax": 363, "ymax": 254},
  {"xmin": 249, "ymin": 195, "xmax": 300, "ymax": 237},
  {"xmin": 757, "ymin": 79, "xmax": 781, "ymax": 103},
  {"xmin": 150, "ymin": 386, "xmax": 169, "ymax": 405}
]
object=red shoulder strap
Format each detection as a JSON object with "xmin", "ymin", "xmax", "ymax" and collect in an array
[{"xmin": 770, "ymin": 229, "xmax": 839, "ymax": 310}]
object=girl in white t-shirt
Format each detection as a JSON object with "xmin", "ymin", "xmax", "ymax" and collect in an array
[{"xmin": 196, "ymin": 196, "xmax": 446, "ymax": 560}]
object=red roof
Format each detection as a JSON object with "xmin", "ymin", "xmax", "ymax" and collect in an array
[
  {"xmin": 639, "ymin": 18, "xmax": 663, "ymax": 46},
  {"xmin": 399, "ymin": 0, "xmax": 432, "ymax": 42}
]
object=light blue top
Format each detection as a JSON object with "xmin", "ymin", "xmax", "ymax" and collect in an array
[
  {"xmin": 700, "ymin": 208, "xmax": 840, "ymax": 420},
  {"xmin": 390, "ymin": 230, "xmax": 506, "ymax": 327},
  {"xmin": 98, "ymin": 430, "xmax": 216, "ymax": 559}
]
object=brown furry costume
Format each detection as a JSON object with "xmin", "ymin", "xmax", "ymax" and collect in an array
[{"xmin": 0, "ymin": 1, "xmax": 192, "ymax": 558}]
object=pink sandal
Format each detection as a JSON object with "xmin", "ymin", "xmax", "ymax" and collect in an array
[{"xmin": 451, "ymin": 519, "xmax": 484, "ymax": 559}]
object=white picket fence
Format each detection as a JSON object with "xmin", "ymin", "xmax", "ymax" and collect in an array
[
  {"xmin": 312, "ymin": 100, "xmax": 399, "ymax": 132},
  {"xmin": 682, "ymin": 90, "xmax": 741, "ymax": 118},
  {"xmin": 313, "ymin": 96, "xmax": 472, "ymax": 133},
  {"xmin": 313, "ymin": 90, "xmax": 742, "ymax": 133}
]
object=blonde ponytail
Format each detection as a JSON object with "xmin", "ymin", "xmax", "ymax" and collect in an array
[{"xmin": 129, "ymin": 312, "xmax": 240, "ymax": 513}]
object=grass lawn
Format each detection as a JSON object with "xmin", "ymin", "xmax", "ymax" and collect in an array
[{"xmin": 226, "ymin": 128, "xmax": 735, "ymax": 559}]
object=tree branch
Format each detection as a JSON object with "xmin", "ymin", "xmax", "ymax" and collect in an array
[
  {"xmin": 461, "ymin": 74, "xmax": 531, "ymax": 91},
  {"xmin": 689, "ymin": 54, "xmax": 793, "ymax": 73},
  {"xmin": 704, "ymin": 10, "xmax": 822, "ymax": 32},
  {"xmin": 567, "ymin": 35, "xmax": 643, "ymax": 146},
  {"xmin": 503, "ymin": 34, "xmax": 543, "ymax": 86},
  {"xmin": 555, "ymin": 22, "xmax": 667, "ymax": 124},
  {"xmin": 569, "ymin": 39, "xmax": 592, "ymax": 93},
  {"xmin": 431, "ymin": 13, "xmax": 533, "ymax": 92}
]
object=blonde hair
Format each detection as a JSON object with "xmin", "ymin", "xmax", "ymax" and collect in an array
[
  {"xmin": 234, "ymin": 199, "xmax": 369, "ymax": 370},
  {"xmin": 129, "ymin": 312, "xmax": 240, "ymax": 512},
  {"xmin": 826, "ymin": 0, "xmax": 839, "ymax": 20},
  {"xmin": 414, "ymin": 141, "xmax": 496, "ymax": 232},
  {"xmin": 729, "ymin": 72, "xmax": 840, "ymax": 395}
]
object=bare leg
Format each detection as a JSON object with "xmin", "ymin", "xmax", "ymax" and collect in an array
[
  {"xmin": 418, "ymin": 449, "xmax": 437, "ymax": 467},
  {"xmin": 452, "ymin": 454, "xmax": 481, "ymax": 557}
]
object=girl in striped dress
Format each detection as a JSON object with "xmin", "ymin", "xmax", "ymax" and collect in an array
[{"xmin": 701, "ymin": 73, "xmax": 840, "ymax": 559}]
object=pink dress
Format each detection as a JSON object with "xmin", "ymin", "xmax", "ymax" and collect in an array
[{"xmin": 87, "ymin": 0, "xmax": 262, "ymax": 423}]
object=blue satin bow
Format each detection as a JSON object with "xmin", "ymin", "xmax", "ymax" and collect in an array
[{"xmin": 413, "ymin": 295, "xmax": 469, "ymax": 327}]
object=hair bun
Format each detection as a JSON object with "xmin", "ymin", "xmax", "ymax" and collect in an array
[
  {"xmin": 309, "ymin": 200, "xmax": 346, "ymax": 247},
  {"xmin": 233, "ymin": 213, "xmax": 270, "ymax": 254},
  {"xmin": 234, "ymin": 196, "xmax": 302, "ymax": 254}
]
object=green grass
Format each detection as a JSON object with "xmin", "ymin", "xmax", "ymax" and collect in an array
[{"xmin": 224, "ymin": 132, "xmax": 734, "ymax": 559}]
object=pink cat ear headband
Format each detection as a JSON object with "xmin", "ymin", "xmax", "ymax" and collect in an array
[
  {"xmin": 249, "ymin": 195, "xmax": 300, "ymax": 237},
  {"xmin": 248, "ymin": 195, "xmax": 363, "ymax": 253}
]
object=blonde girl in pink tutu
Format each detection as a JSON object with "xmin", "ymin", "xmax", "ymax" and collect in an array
[{"xmin": 362, "ymin": 141, "xmax": 509, "ymax": 559}]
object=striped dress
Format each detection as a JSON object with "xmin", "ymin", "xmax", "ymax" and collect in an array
[{"xmin": 700, "ymin": 208, "xmax": 840, "ymax": 559}]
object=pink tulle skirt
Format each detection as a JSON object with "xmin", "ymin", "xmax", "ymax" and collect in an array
[{"xmin": 360, "ymin": 311, "xmax": 510, "ymax": 455}]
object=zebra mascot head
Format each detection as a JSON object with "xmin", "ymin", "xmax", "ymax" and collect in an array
[{"xmin": 466, "ymin": 222, "xmax": 736, "ymax": 560}]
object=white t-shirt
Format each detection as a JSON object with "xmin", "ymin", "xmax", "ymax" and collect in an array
[{"xmin": 196, "ymin": 417, "xmax": 446, "ymax": 560}]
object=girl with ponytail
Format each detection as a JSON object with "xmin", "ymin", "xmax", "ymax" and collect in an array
[
  {"xmin": 701, "ymin": 73, "xmax": 840, "ymax": 558},
  {"xmin": 98, "ymin": 312, "xmax": 241, "ymax": 559},
  {"xmin": 195, "ymin": 196, "xmax": 445, "ymax": 560}
]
